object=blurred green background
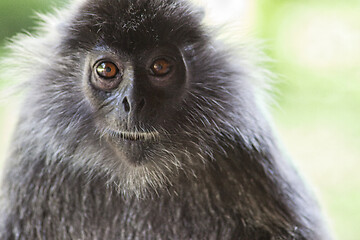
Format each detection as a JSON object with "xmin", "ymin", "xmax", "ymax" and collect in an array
[
  {"xmin": 0, "ymin": 0, "xmax": 359, "ymax": 239},
  {"xmin": 256, "ymin": 1, "xmax": 360, "ymax": 239}
]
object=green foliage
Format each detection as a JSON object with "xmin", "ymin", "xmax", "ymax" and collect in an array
[
  {"xmin": 256, "ymin": 1, "xmax": 360, "ymax": 239},
  {"xmin": 0, "ymin": 0, "xmax": 62, "ymax": 47}
]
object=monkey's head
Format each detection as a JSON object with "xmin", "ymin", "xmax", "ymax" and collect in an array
[
  {"xmin": 14, "ymin": 0, "xmax": 260, "ymax": 196},
  {"xmin": 75, "ymin": 0, "xmax": 199, "ymax": 165}
]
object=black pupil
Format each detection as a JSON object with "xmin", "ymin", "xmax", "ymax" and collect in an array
[{"xmin": 106, "ymin": 67, "xmax": 112, "ymax": 72}]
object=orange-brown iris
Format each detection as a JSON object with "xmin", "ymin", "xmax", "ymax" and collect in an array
[
  {"xmin": 151, "ymin": 59, "xmax": 172, "ymax": 76},
  {"xmin": 96, "ymin": 62, "xmax": 118, "ymax": 78}
]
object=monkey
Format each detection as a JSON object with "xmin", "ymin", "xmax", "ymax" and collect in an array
[{"xmin": 0, "ymin": 0, "xmax": 332, "ymax": 239}]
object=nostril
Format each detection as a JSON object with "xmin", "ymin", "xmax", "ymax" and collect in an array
[
  {"xmin": 138, "ymin": 98, "xmax": 145, "ymax": 111},
  {"xmin": 122, "ymin": 97, "xmax": 130, "ymax": 112}
]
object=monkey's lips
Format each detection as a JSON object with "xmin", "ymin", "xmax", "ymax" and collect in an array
[{"xmin": 106, "ymin": 129, "xmax": 160, "ymax": 142}]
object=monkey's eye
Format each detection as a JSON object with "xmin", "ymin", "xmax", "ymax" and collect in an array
[
  {"xmin": 92, "ymin": 61, "xmax": 122, "ymax": 91},
  {"xmin": 150, "ymin": 59, "xmax": 172, "ymax": 76},
  {"xmin": 96, "ymin": 62, "xmax": 119, "ymax": 78}
]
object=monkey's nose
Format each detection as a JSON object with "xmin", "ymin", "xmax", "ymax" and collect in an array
[
  {"xmin": 122, "ymin": 97, "xmax": 131, "ymax": 113},
  {"xmin": 122, "ymin": 97, "xmax": 146, "ymax": 113},
  {"xmin": 138, "ymin": 98, "xmax": 145, "ymax": 111}
]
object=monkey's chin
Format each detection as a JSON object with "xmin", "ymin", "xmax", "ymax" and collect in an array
[{"xmin": 105, "ymin": 130, "xmax": 160, "ymax": 166}]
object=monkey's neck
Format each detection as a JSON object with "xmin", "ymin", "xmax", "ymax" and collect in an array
[{"xmin": 5, "ymin": 144, "xmax": 309, "ymax": 239}]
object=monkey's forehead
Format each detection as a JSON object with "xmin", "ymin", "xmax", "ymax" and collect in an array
[{"xmin": 63, "ymin": 0, "xmax": 205, "ymax": 53}]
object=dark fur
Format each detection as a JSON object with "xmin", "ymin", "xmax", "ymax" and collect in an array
[{"xmin": 0, "ymin": 0, "xmax": 331, "ymax": 239}]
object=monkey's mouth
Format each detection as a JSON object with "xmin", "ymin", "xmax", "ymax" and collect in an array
[{"xmin": 106, "ymin": 129, "xmax": 160, "ymax": 142}]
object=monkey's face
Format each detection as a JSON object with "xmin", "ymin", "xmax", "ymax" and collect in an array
[
  {"xmin": 83, "ymin": 45, "xmax": 188, "ymax": 165},
  {"xmin": 50, "ymin": 0, "xmax": 234, "ymax": 193},
  {"xmin": 63, "ymin": 0, "xmax": 205, "ymax": 166}
]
